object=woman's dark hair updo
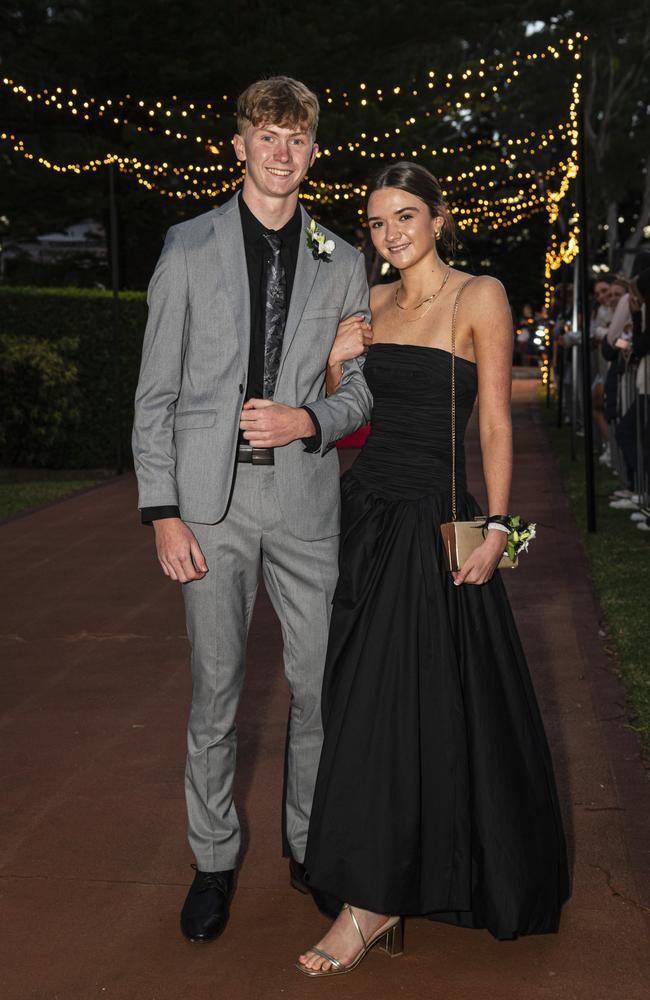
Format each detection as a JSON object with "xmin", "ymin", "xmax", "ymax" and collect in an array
[{"xmin": 366, "ymin": 162, "xmax": 458, "ymax": 256}]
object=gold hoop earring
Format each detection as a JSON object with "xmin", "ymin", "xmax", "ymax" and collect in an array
[{"xmin": 435, "ymin": 230, "xmax": 442, "ymax": 241}]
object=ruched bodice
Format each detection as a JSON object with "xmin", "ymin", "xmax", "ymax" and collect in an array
[{"xmin": 350, "ymin": 343, "xmax": 477, "ymax": 499}]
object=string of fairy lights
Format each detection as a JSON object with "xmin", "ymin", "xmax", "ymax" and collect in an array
[
  {"xmin": 542, "ymin": 68, "xmax": 582, "ymax": 308},
  {"xmin": 0, "ymin": 119, "xmax": 575, "ymax": 185},
  {"xmin": 534, "ymin": 65, "xmax": 583, "ymax": 386},
  {"xmin": 1, "ymin": 31, "xmax": 587, "ymax": 307},
  {"xmin": 1, "ymin": 34, "xmax": 581, "ymax": 133},
  {"xmin": 0, "ymin": 130, "xmax": 569, "ymax": 194},
  {"xmin": 0, "ymin": 123, "xmax": 575, "ymax": 238}
]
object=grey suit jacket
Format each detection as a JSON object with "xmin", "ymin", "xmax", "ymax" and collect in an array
[{"xmin": 132, "ymin": 194, "xmax": 372, "ymax": 540}]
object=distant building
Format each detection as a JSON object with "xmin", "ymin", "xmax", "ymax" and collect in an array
[{"xmin": 2, "ymin": 219, "xmax": 107, "ymax": 267}]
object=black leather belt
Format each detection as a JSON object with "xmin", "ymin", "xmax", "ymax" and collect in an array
[{"xmin": 237, "ymin": 445, "xmax": 274, "ymax": 465}]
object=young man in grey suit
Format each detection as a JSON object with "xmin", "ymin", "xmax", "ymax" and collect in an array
[{"xmin": 132, "ymin": 77, "xmax": 372, "ymax": 942}]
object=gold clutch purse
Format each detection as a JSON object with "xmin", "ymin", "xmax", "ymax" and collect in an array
[
  {"xmin": 438, "ymin": 278, "xmax": 517, "ymax": 573},
  {"xmin": 440, "ymin": 517, "xmax": 517, "ymax": 572}
]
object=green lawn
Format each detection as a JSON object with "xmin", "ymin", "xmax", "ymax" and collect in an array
[
  {"xmin": 0, "ymin": 477, "xmax": 104, "ymax": 520},
  {"xmin": 539, "ymin": 399, "xmax": 650, "ymax": 754}
]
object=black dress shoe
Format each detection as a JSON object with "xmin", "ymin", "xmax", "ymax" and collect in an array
[{"xmin": 180, "ymin": 866, "xmax": 234, "ymax": 942}]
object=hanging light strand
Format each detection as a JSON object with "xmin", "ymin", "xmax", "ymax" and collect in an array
[{"xmin": 1, "ymin": 30, "xmax": 586, "ymax": 143}]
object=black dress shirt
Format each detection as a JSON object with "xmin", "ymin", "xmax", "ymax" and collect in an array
[
  {"xmin": 239, "ymin": 192, "xmax": 300, "ymax": 402},
  {"xmin": 141, "ymin": 193, "xmax": 321, "ymax": 525}
]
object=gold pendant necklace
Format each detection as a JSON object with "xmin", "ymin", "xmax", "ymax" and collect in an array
[
  {"xmin": 400, "ymin": 295, "xmax": 435, "ymax": 324},
  {"xmin": 394, "ymin": 265, "xmax": 451, "ymax": 323}
]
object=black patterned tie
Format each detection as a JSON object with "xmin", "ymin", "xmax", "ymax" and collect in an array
[{"xmin": 262, "ymin": 232, "xmax": 287, "ymax": 399}]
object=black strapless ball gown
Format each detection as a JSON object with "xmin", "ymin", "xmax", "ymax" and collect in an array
[{"xmin": 304, "ymin": 343, "xmax": 570, "ymax": 940}]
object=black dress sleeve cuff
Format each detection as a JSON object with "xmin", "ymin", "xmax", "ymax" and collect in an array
[
  {"xmin": 301, "ymin": 406, "xmax": 322, "ymax": 453},
  {"xmin": 140, "ymin": 505, "xmax": 180, "ymax": 526}
]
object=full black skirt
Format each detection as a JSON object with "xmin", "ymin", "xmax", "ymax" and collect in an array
[{"xmin": 304, "ymin": 473, "xmax": 570, "ymax": 940}]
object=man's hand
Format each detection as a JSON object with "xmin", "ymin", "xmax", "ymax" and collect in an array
[
  {"xmin": 153, "ymin": 518, "xmax": 208, "ymax": 583},
  {"xmin": 327, "ymin": 314, "xmax": 372, "ymax": 368},
  {"xmin": 239, "ymin": 399, "xmax": 315, "ymax": 447}
]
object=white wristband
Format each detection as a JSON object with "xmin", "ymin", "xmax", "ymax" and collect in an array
[{"xmin": 487, "ymin": 522, "xmax": 510, "ymax": 534}]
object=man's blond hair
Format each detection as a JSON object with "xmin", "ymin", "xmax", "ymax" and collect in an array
[{"xmin": 236, "ymin": 76, "xmax": 319, "ymax": 138}]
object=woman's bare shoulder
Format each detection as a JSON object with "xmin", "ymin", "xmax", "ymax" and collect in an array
[
  {"xmin": 463, "ymin": 273, "xmax": 508, "ymax": 303},
  {"xmin": 452, "ymin": 275, "xmax": 510, "ymax": 328}
]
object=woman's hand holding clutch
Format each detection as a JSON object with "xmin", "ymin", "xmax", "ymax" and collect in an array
[{"xmin": 452, "ymin": 530, "xmax": 508, "ymax": 586}]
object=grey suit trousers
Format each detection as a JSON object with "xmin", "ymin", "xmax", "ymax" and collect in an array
[{"xmin": 182, "ymin": 463, "xmax": 339, "ymax": 872}]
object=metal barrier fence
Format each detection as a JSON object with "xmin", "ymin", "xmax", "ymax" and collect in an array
[{"xmin": 553, "ymin": 330, "xmax": 649, "ymax": 515}]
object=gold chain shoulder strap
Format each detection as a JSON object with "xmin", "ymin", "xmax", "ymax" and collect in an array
[{"xmin": 450, "ymin": 276, "xmax": 477, "ymax": 521}]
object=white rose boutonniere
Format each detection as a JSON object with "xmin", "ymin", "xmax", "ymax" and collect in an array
[{"xmin": 306, "ymin": 219, "xmax": 335, "ymax": 262}]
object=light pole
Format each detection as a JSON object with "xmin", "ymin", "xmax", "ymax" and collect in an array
[
  {"xmin": 577, "ymin": 42, "xmax": 596, "ymax": 531},
  {"xmin": 108, "ymin": 161, "xmax": 123, "ymax": 475}
]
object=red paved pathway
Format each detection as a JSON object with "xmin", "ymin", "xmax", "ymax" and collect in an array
[{"xmin": 1, "ymin": 380, "xmax": 649, "ymax": 1000}]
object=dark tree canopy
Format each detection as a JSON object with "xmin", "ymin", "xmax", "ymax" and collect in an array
[{"xmin": 1, "ymin": 1, "xmax": 648, "ymax": 300}]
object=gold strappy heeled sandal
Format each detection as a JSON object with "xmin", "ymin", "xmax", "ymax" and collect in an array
[{"xmin": 295, "ymin": 903, "xmax": 404, "ymax": 977}]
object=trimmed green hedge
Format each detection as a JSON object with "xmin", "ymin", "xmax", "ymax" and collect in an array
[{"xmin": 0, "ymin": 286, "xmax": 147, "ymax": 467}]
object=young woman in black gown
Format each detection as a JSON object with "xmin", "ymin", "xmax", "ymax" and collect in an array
[{"xmin": 296, "ymin": 163, "xmax": 570, "ymax": 977}]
